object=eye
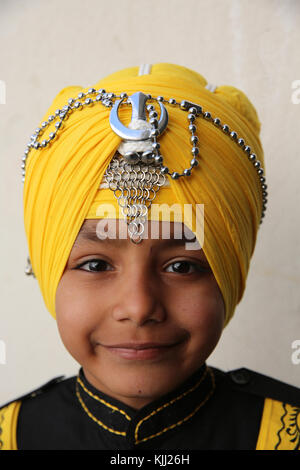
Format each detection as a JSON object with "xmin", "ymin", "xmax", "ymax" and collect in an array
[
  {"xmin": 75, "ymin": 259, "xmax": 113, "ymax": 272},
  {"xmin": 165, "ymin": 260, "xmax": 211, "ymax": 275}
]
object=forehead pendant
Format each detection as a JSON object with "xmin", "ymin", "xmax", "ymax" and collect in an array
[
  {"xmin": 110, "ymin": 91, "xmax": 169, "ymax": 143},
  {"xmin": 106, "ymin": 92, "xmax": 171, "ymax": 243}
]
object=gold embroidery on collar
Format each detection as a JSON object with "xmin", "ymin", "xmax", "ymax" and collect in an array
[
  {"xmin": 76, "ymin": 381, "xmax": 128, "ymax": 436},
  {"xmin": 134, "ymin": 367, "xmax": 215, "ymax": 445},
  {"xmin": 77, "ymin": 376, "xmax": 131, "ymax": 421},
  {"xmin": 75, "ymin": 366, "xmax": 214, "ymax": 444}
]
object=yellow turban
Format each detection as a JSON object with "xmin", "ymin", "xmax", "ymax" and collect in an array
[{"xmin": 23, "ymin": 63, "xmax": 265, "ymax": 326}]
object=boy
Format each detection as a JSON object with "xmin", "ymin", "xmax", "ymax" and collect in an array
[{"xmin": 1, "ymin": 63, "xmax": 299, "ymax": 450}]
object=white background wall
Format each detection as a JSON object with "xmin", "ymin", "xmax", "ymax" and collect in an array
[{"xmin": 0, "ymin": 0, "xmax": 300, "ymax": 404}]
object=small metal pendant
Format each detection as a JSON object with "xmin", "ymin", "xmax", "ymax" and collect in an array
[{"xmin": 25, "ymin": 256, "xmax": 35, "ymax": 277}]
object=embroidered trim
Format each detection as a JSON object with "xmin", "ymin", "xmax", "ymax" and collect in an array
[
  {"xmin": 0, "ymin": 407, "xmax": 5, "ymax": 450},
  {"xmin": 77, "ymin": 376, "xmax": 131, "ymax": 421},
  {"xmin": 256, "ymin": 398, "xmax": 300, "ymax": 450},
  {"xmin": 134, "ymin": 367, "xmax": 215, "ymax": 444},
  {"xmin": 0, "ymin": 401, "xmax": 21, "ymax": 451},
  {"xmin": 275, "ymin": 402, "xmax": 288, "ymax": 450},
  {"xmin": 276, "ymin": 402, "xmax": 300, "ymax": 450},
  {"xmin": 287, "ymin": 406, "xmax": 300, "ymax": 449},
  {"xmin": 75, "ymin": 366, "xmax": 214, "ymax": 445},
  {"xmin": 76, "ymin": 381, "xmax": 128, "ymax": 436}
]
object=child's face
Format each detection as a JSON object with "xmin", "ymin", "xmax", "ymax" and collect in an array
[{"xmin": 55, "ymin": 219, "xmax": 225, "ymax": 409}]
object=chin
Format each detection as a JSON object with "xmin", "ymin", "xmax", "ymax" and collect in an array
[
  {"xmin": 110, "ymin": 381, "xmax": 173, "ymax": 406},
  {"xmin": 105, "ymin": 367, "xmax": 190, "ymax": 403}
]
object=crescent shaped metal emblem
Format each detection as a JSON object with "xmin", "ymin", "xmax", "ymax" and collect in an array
[{"xmin": 109, "ymin": 92, "xmax": 168, "ymax": 141}]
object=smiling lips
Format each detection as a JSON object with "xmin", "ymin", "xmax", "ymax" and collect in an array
[{"xmin": 99, "ymin": 341, "xmax": 184, "ymax": 360}]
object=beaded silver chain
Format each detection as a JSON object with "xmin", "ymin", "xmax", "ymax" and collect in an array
[
  {"xmin": 21, "ymin": 88, "xmax": 267, "ymax": 222},
  {"xmin": 22, "ymin": 88, "xmax": 267, "ymax": 274}
]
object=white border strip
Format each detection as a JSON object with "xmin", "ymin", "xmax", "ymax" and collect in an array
[
  {"xmin": 138, "ymin": 64, "xmax": 152, "ymax": 76},
  {"xmin": 205, "ymin": 82, "xmax": 217, "ymax": 93}
]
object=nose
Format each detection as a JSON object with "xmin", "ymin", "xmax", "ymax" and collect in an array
[{"xmin": 111, "ymin": 266, "xmax": 166, "ymax": 326}]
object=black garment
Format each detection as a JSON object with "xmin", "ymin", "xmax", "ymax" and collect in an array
[{"xmin": 14, "ymin": 364, "xmax": 267, "ymax": 450}]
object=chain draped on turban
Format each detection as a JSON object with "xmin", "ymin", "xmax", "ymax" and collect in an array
[{"xmin": 23, "ymin": 63, "xmax": 265, "ymax": 326}]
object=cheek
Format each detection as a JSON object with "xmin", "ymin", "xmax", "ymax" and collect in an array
[
  {"xmin": 56, "ymin": 276, "xmax": 99, "ymax": 324},
  {"xmin": 55, "ymin": 276, "xmax": 99, "ymax": 359},
  {"xmin": 173, "ymin": 280, "xmax": 225, "ymax": 340}
]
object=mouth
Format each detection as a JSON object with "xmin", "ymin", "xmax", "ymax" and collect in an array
[{"xmin": 98, "ymin": 340, "xmax": 186, "ymax": 361}]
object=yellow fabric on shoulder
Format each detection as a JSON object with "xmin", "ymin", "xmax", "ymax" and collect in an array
[
  {"xmin": 0, "ymin": 401, "xmax": 21, "ymax": 450},
  {"xmin": 256, "ymin": 398, "xmax": 300, "ymax": 450}
]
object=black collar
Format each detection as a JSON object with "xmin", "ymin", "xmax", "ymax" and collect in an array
[{"xmin": 75, "ymin": 364, "xmax": 215, "ymax": 447}]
